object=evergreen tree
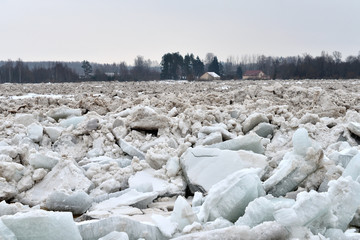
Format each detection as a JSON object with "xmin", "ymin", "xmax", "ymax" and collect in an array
[
  {"xmin": 193, "ymin": 56, "xmax": 205, "ymax": 79},
  {"xmin": 81, "ymin": 60, "xmax": 92, "ymax": 79},
  {"xmin": 208, "ymin": 56, "xmax": 220, "ymax": 75},
  {"xmin": 160, "ymin": 53, "xmax": 173, "ymax": 79},
  {"xmin": 236, "ymin": 66, "xmax": 243, "ymax": 79},
  {"xmin": 172, "ymin": 52, "xmax": 184, "ymax": 79},
  {"xmin": 183, "ymin": 54, "xmax": 193, "ymax": 80},
  {"xmin": 160, "ymin": 52, "xmax": 183, "ymax": 80}
]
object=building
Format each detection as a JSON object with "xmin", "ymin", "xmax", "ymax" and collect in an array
[
  {"xmin": 199, "ymin": 72, "xmax": 221, "ymax": 81},
  {"xmin": 243, "ymin": 70, "xmax": 269, "ymax": 80}
]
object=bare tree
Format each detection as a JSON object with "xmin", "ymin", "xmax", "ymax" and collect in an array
[
  {"xmin": 119, "ymin": 61, "xmax": 129, "ymax": 81},
  {"xmin": 15, "ymin": 59, "xmax": 24, "ymax": 83},
  {"xmin": 205, "ymin": 52, "xmax": 214, "ymax": 64},
  {"xmin": 5, "ymin": 60, "xmax": 13, "ymax": 83},
  {"xmin": 333, "ymin": 51, "xmax": 342, "ymax": 64}
]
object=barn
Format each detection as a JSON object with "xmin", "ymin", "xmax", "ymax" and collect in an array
[
  {"xmin": 243, "ymin": 70, "xmax": 269, "ymax": 80},
  {"xmin": 199, "ymin": 72, "xmax": 221, "ymax": 81}
]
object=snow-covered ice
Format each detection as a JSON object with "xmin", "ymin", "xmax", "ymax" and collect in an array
[{"xmin": 1, "ymin": 79, "xmax": 360, "ymax": 239}]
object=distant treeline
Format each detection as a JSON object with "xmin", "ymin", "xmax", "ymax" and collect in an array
[
  {"xmin": 159, "ymin": 51, "xmax": 360, "ymax": 80},
  {"xmin": 1, "ymin": 51, "xmax": 360, "ymax": 83},
  {"xmin": 0, "ymin": 56, "xmax": 160, "ymax": 83},
  {"xmin": 0, "ymin": 61, "xmax": 79, "ymax": 83},
  {"xmin": 248, "ymin": 51, "xmax": 360, "ymax": 79}
]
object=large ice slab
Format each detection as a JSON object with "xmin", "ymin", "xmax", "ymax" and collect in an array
[
  {"xmin": 90, "ymin": 189, "xmax": 158, "ymax": 212},
  {"xmin": 235, "ymin": 196, "xmax": 295, "ymax": 227},
  {"xmin": 14, "ymin": 113, "xmax": 37, "ymax": 127},
  {"xmin": 348, "ymin": 122, "xmax": 360, "ymax": 137},
  {"xmin": 173, "ymin": 221, "xmax": 288, "ymax": 240},
  {"xmin": 45, "ymin": 190, "xmax": 92, "ymax": 215},
  {"xmin": 128, "ymin": 168, "xmax": 186, "ymax": 196},
  {"xmin": 328, "ymin": 146, "xmax": 358, "ymax": 168},
  {"xmin": 53, "ymin": 134, "xmax": 88, "ymax": 161},
  {"xmin": 274, "ymin": 176, "xmax": 360, "ymax": 235},
  {"xmin": 172, "ymin": 225, "xmax": 254, "ymax": 240},
  {"xmin": 77, "ymin": 216, "xmax": 167, "ymax": 240},
  {"xmin": 171, "ymin": 196, "xmax": 198, "ymax": 231},
  {"xmin": 252, "ymin": 122, "xmax": 275, "ymax": 139},
  {"xmin": 207, "ymin": 133, "xmax": 265, "ymax": 154},
  {"xmin": 119, "ymin": 139, "xmax": 145, "ymax": 160},
  {"xmin": 0, "ymin": 146, "xmax": 22, "ymax": 159},
  {"xmin": 0, "ymin": 201, "xmax": 30, "ymax": 217},
  {"xmin": 27, "ymin": 122, "xmax": 43, "ymax": 143},
  {"xmin": 264, "ymin": 128, "xmax": 323, "ymax": 197},
  {"xmin": 342, "ymin": 153, "xmax": 360, "ymax": 181},
  {"xmin": 196, "ymin": 132, "xmax": 223, "ymax": 147},
  {"xmin": 198, "ymin": 124, "xmax": 236, "ymax": 141},
  {"xmin": 273, "ymin": 190, "xmax": 331, "ymax": 231},
  {"xmin": 292, "ymin": 128, "xmax": 312, "ymax": 156},
  {"xmin": 198, "ymin": 169, "xmax": 265, "ymax": 223},
  {"xmin": 44, "ymin": 126, "xmax": 64, "ymax": 142},
  {"xmin": 60, "ymin": 116, "xmax": 86, "ymax": 128},
  {"xmin": 1, "ymin": 210, "xmax": 82, "ymax": 240},
  {"xmin": 79, "ymin": 156, "xmax": 132, "ymax": 171},
  {"xmin": 327, "ymin": 176, "xmax": 360, "ymax": 231},
  {"xmin": 128, "ymin": 106, "xmax": 169, "ymax": 131},
  {"xmin": 29, "ymin": 151, "xmax": 60, "ymax": 170},
  {"xmin": 0, "ymin": 218, "xmax": 16, "ymax": 240},
  {"xmin": 0, "ymin": 178, "xmax": 17, "ymax": 201},
  {"xmin": 46, "ymin": 106, "xmax": 82, "ymax": 121},
  {"xmin": 98, "ymin": 231, "xmax": 129, "ymax": 240},
  {"xmin": 242, "ymin": 113, "xmax": 269, "ymax": 134},
  {"xmin": 0, "ymin": 161, "xmax": 24, "ymax": 182},
  {"xmin": 22, "ymin": 159, "xmax": 94, "ymax": 206},
  {"xmin": 181, "ymin": 146, "xmax": 267, "ymax": 193},
  {"xmin": 152, "ymin": 214, "xmax": 177, "ymax": 237}
]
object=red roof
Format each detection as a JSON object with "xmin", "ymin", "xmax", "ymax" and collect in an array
[{"xmin": 244, "ymin": 70, "xmax": 262, "ymax": 76}]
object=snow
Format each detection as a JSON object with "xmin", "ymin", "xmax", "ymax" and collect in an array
[
  {"xmin": 0, "ymin": 93, "xmax": 74, "ymax": 100},
  {"xmin": 207, "ymin": 72, "xmax": 220, "ymax": 78}
]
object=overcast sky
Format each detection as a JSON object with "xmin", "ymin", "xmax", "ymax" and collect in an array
[{"xmin": 1, "ymin": 0, "xmax": 359, "ymax": 64}]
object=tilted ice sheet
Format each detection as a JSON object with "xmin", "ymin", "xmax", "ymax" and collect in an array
[
  {"xmin": 1, "ymin": 210, "xmax": 82, "ymax": 240},
  {"xmin": 181, "ymin": 147, "xmax": 268, "ymax": 193},
  {"xmin": 198, "ymin": 168, "xmax": 265, "ymax": 223},
  {"xmin": 264, "ymin": 128, "xmax": 323, "ymax": 197}
]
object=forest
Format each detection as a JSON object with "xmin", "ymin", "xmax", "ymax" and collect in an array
[{"xmin": 0, "ymin": 51, "xmax": 360, "ymax": 83}]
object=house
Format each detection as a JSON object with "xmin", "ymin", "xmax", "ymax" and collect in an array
[
  {"xmin": 105, "ymin": 72, "xmax": 115, "ymax": 77},
  {"xmin": 243, "ymin": 70, "xmax": 269, "ymax": 80},
  {"xmin": 199, "ymin": 72, "xmax": 221, "ymax": 81}
]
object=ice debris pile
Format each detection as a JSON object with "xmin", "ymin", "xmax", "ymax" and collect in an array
[{"xmin": 1, "ymin": 80, "xmax": 360, "ymax": 239}]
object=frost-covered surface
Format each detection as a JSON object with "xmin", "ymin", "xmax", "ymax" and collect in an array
[{"xmin": 1, "ymin": 79, "xmax": 360, "ymax": 239}]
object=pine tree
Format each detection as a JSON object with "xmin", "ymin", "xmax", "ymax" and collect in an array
[
  {"xmin": 160, "ymin": 53, "xmax": 173, "ymax": 79},
  {"xmin": 236, "ymin": 66, "xmax": 243, "ymax": 79},
  {"xmin": 193, "ymin": 56, "xmax": 204, "ymax": 79},
  {"xmin": 208, "ymin": 56, "xmax": 220, "ymax": 75},
  {"xmin": 183, "ymin": 54, "xmax": 193, "ymax": 80},
  {"xmin": 81, "ymin": 60, "xmax": 92, "ymax": 79}
]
